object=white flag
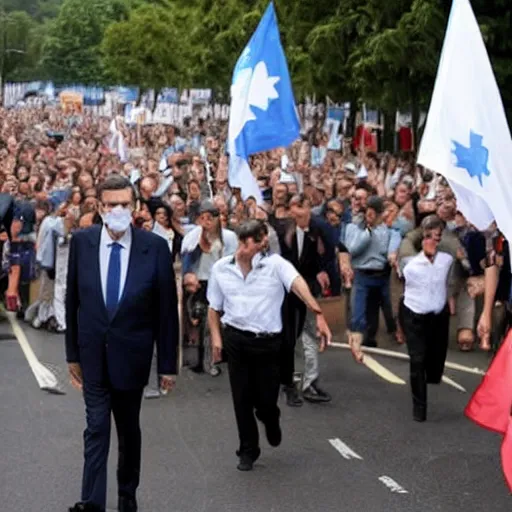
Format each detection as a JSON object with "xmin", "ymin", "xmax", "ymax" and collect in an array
[{"xmin": 418, "ymin": 0, "xmax": 512, "ymax": 242}]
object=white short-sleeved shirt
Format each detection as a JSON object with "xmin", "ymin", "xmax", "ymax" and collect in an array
[
  {"xmin": 403, "ymin": 251, "xmax": 453, "ymax": 315},
  {"xmin": 207, "ymin": 252, "xmax": 300, "ymax": 335}
]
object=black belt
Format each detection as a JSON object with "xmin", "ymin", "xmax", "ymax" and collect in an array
[
  {"xmin": 224, "ymin": 324, "xmax": 280, "ymax": 340},
  {"xmin": 357, "ymin": 268, "xmax": 389, "ymax": 277}
]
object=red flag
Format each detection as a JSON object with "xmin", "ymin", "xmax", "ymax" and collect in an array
[{"xmin": 465, "ymin": 329, "xmax": 512, "ymax": 490}]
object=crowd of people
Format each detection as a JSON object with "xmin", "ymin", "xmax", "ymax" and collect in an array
[
  {"xmin": 0, "ymin": 105, "xmax": 507, "ymax": 405},
  {"xmin": 3, "ymin": 104, "xmax": 511, "ymax": 510}
]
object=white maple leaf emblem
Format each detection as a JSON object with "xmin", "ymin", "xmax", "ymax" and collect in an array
[{"xmin": 229, "ymin": 61, "xmax": 280, "ymax": 141}]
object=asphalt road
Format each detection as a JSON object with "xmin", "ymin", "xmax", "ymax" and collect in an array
[{"xmin": 0, "ymin": 315, "xmax": 509, "ymax": 512}]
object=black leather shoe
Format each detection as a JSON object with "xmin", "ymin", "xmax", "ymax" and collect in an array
[
  {"xmin": 303, "ymin": 381, "xmax": 332, "ymax": 403},
  {"xmin": 284, "ymin": 386, "xmax": 303, "ymax": 407},
  {"xmin": 413, "ymin": 405, "xmax": 427, "ymax": 422},
  {"xmin": 255, "ymin": 411, "xmax": 282, "ymax": 447},
  {"xmin": 118, "ymin": 495, "xmax": 138, "ymax": 512},
  {"xmin": 69, "ymin": 503, "xmax": 104, "ymax": 512},
  {"xmin": 237, "ymin": 454, "xmax": 254, "ymax": 471},
  {"xmin": 236, "ymin": 447, "xmax": 260, "ymax": 463}
]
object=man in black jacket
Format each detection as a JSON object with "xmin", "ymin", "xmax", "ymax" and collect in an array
[{"xmin": 277, "ymin": 193, "xmax": 336, "ymax": 406}]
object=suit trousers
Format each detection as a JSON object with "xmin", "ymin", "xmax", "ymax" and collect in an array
[
  {"xmin": 400, "ymin": 300, "xmax": 449, "ymax": 410},
  {"xmin": 280, "ymin": 293, "xmax": 307, "ymax": 387},
  {"xmin": 81, "ymin": 381, "xmax": 143, "ymax": 510},
  {"xmin": 223, "ymin": 326, "xmax": 282, "ymax": 459}
]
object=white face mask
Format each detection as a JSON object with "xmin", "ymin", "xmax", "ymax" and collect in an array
[{"xmin": 102, "ymin": 206, "xmax": 132, "ymax": 233}]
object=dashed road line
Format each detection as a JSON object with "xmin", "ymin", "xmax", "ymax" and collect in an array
[
  {"xmin": 442, "ymin": 375, "xmax": 466, "ymax": 392},
  {"xmin": 378, "ymin": 475, "xmax": 409, "ymax": 494},
  {"xmin": 4, "ymin": 310, "xmax": 64, "ymax": 394},
  {"xmin": 330, "ymin": 342, "xmax": 486, "ymax": 376},
  {"xmin": 363, "ymin": 354, "xmax": 406, "ymax": 385},
  {"xmin": 328, "ymin": 438, "xmax": 363, "ymax": 460}
]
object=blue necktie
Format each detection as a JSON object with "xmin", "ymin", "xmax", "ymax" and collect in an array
[{"xmin": 106, "ymin": 242, "xmax": 122, "ymax": 317}]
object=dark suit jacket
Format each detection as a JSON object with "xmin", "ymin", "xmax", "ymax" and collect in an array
[
  {"xmin": 278, "ymin": 214, "xmax": 336, "ymax": 291},
  {"xmin": 65, "ymin": 225, "xmax": 179, "ymax": 390},
  {"xmin": 278, "ymin": 215, "xmax": 337, "ymax": 345}
]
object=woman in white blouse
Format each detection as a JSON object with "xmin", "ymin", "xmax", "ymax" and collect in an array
[{"xmin": 399, "ymin": 215, "xmax": 454, "ymax": 422}]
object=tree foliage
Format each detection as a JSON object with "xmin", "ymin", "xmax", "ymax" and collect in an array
[
  {"xmin": 40, "ymin": 0, "xmax": 128, "ymax": 84},
  {"xmin": 101, "ymin": 2, "xmax": 192, "ymax": 91},
  {"xmin": 3, "ymin": 0, "xmax": 512, "ymax": 130}
]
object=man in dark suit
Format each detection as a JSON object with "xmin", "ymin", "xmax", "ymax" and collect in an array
[
  {"xmin": 277, "ymin": 193, "xmax": 336, "ymax": 406},
  {"xmin": 66, "ymin": 175, "xmax": 179, "ymax": 512}
]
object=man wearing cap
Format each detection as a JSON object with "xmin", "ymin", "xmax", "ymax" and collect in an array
[
  {"xmin": 345, "ymin": 195, "xmax": 401, "ymax": 362},
  {"xmin": 181, "ymin": 199, "xmax": 238, "ymax": 375}
]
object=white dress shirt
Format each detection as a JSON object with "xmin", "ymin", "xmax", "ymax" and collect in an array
[
  {"xmin": 403, "ymin": 251, "xmax": 453, "ymax": 315},
  {"xmin": 99, "ymin": 226, "xmax": 132, "ymax": 305},
  {"xmin": 296, "ymin": 226, "xmax": 306, "ymax": 259},
  {"xmin": 207, "ymin": 252, "xmax": 300, "ymax": 334}
]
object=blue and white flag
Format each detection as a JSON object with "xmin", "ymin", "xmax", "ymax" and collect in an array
[
  {"xmin": 228, "ymin": 2, "xmax": 300, "ymax": 202},
  {"xmin": 417, "ymin": 0, "xmax": 512, "ymax": 241}
]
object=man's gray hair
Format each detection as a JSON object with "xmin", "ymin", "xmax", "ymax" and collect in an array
[
  {"xmin": 97, "ymin": 174, "xmax": 136, "ymax": 202},
  {"xmin": 421, "ymin": 214, "xmax": 445, "ymax": 232}
]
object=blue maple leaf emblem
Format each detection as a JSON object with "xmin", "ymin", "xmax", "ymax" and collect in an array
[{"xmin": 452, "ymin": 131, "xmax": 491, "ymax": 186}]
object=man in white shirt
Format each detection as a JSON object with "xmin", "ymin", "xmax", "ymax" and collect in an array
[
  {"xmin": 399, "ymin": 215, "xmax": 454, "ymax": 423},
  {"xmin": 207, "ymin": 220, "xmax": 332, "ymax": 471}
]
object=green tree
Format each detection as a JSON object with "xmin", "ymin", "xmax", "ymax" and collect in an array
[
  {"xmin": 0, "ymin": 10, "xmax": 46, "ymax": 84},
  {"xmin": 40, "ymin": 0, "xmax": 128, "ymax": 84},
  {"xmin": 473, "ymin": 0, "xmax": 512, "ymax": 122},
  {"xmin": 101, "ymin": 2, "xmax": 192, "ymax": 97}
]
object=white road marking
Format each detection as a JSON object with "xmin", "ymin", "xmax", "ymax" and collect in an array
[
  {"xmin": 330, "ymin": 342, "xmax": 486, "ymax": 376},
  {"xmin": 378, "ymin": 475, "xmax": 409, "ymax": 494},
  {"xmin": 328, "ymin": 438, "xmax": 363, "ymax": 460},
  {"xmin": 363, "ymin": 354, "xmax": 406, "ymax": 385},
  {"xmin": 4, "ymin": 311, "xmax": 61, "ymax": 392},
  {"xmin": 442, "ymin": 375, "xmax": 466, "ymax": 392}
]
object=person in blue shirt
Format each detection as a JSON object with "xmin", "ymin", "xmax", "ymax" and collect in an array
[{"xmin": 345, "ymin": 196, "xmax": 401, "ymax": 362}]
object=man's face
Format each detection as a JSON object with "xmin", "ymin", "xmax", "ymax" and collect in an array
[
  {"xmin": 394, "ymin": 184, "xmax": 410, "ymax": 207},
  {"xmin": 79, "ymin": 173, "xmax": 94, "ymax": 190},
  {"xmin": 326, "ymin": 201, "xmax": 343, "ymax": 227},
  {"xmin": 273, "ymin": 184, "xmax": 288, "ymax": 205},
  {"xmin": 437, "ymin": 200, "xmax": 455, "ymax": 221},
  {"xmin": 216, "ymin": 178, "xmax": 228, "ymax": 191},
  {"xmin": 83, "ymin": 196, "xmax": 98, "ymax": 213},
  {"xmin": 170, "ymin": 196, "xmax": 186, "ymax": 217},
  {"xmin": 422, "ymin": 228, "xmax": 442, "ymax": 256},
  {"xmin": 290, "ymin": 201, "xmax": 311, "ymax": 228},
  {"xmin": 99, "ymin": 187, "xmax": 133, "ymax": 216},
  {"xmin": 351, "ymin": 189, "xmax": 367, "ymax": 212},
  {"xmin": 365, "ymin": 207, "xmax": 378, "ymax": 227},
  {"xmin": 241, "ymin": 232, "xmax": 268, "ymax": 258},
  {"xmin": 195, "ymin": 167, "xmax": 206, "ymax": 183},
  {"xmin": 140, "ymin": 178, "xmax": 156, "ymax": 199},
  {"xmin": 188, "ymin": 182, "xmax": 201, "ymax": 200},
  {"xmin": 148, "ymin": 159, "xmax": 158, "ymax": 174}
]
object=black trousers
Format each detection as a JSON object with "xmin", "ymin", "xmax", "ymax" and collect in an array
[
  {"xmin": 400, "ymin": 300, "xmax": 449, "ymax": 411},
  {"xmin": 280, "ymin": 293, "xmax": 307, "ymax": 387},
  {"xmin": 364, "ymin": 286, "xmax": 397, "ymax": 345},
  {"xmin": 223, "ymin": 326, "xmax": 282, "ymax": 459},
  {"xmin": 81, "ymin": 382, "xmax": 143, "ymax": 510}
]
